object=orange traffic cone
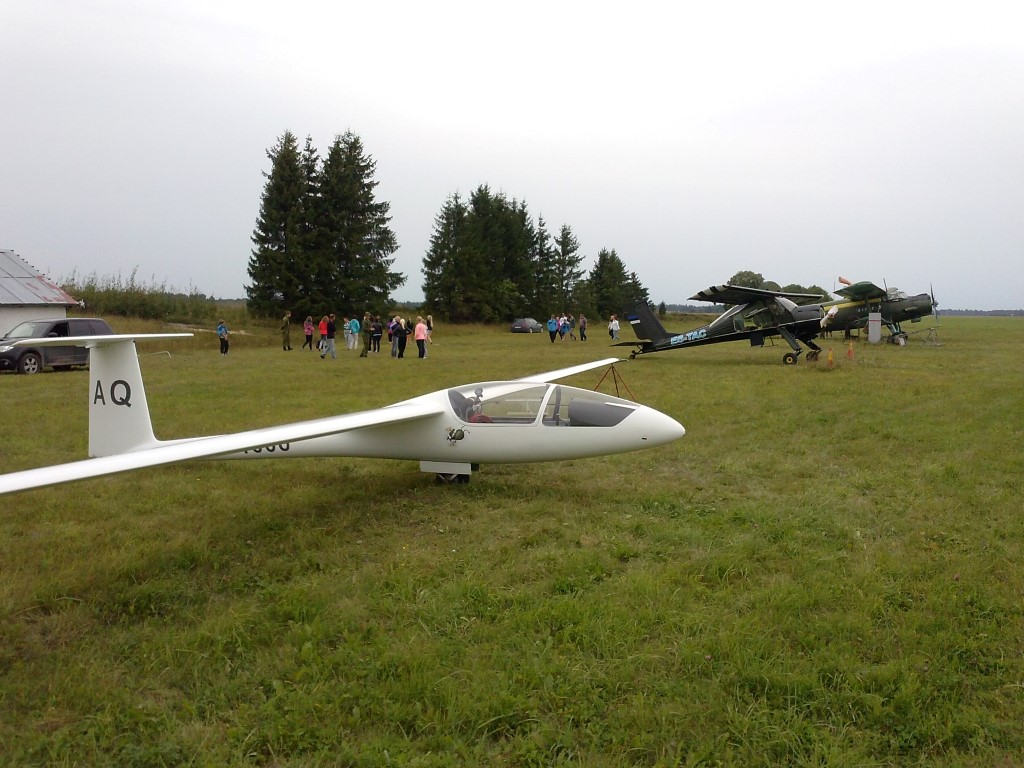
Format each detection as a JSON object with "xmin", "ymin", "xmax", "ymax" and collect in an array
[
  {"xmin": 847, "ymin": 341, "xmax": 854, "ymax": 361},
  {"xmin": 827, "ymin": 348, "xmax": 835, "ymax": 368}
]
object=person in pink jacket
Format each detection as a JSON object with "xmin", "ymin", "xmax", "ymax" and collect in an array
[
  {"xmin": 414, "ymin": 316, "xmax": 429, "ymax": 359},
  {"xmin": 301, "ymin": 316, "xmax": 315, "ymax": 350}
]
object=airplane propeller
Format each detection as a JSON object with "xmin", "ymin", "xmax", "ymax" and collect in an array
[{"xmin": 930, "ymin": 284, "xmax": 940, "ymax": 322}]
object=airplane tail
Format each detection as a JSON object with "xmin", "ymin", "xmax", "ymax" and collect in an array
[
  {"xmin": 87, "ymin": 335, "xmax": 193, "ymax": 455},
  {"xmin": 623, "ymin": 302, "xmax": 671, "ymax": 342},
  {"xmin": 22, "ymin": 333, "xmax": 193, "ymax": 457},
  {"xmin": 88, "ymin": 338, "xmax": 164, "ymax": 456}
]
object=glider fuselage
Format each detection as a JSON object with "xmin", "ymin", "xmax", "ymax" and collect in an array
[{"xmin": 221, "ymin": 382, "xmax": 682, "ymax": 465}]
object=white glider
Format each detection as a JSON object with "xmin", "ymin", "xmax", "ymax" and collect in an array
[{"xmin": 0, "ymin": 334, "xmax": 684, "ymax": 494}]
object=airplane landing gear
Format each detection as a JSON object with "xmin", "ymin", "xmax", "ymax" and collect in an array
[
  {"xmin": 435, "ymin": 473, "xmax": 470, "ymax": 484},
  {"xmin": 783, "ymin": 352, "xmax": 800, "ymax": 365},
  {"xmin": 805, "ymin": 349, "xmax": 821, "ymax": 362}
]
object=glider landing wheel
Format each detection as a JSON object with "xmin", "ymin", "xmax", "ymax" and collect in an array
[
  {"xmin": 435, "ymin": 473, "xmax": 471, "ymax": 485},
  {"xmin": 782, "ymin": 352, "xmax": 799, "ymax": 365}
]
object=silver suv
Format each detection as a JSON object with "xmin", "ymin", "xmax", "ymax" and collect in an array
[{"xmin": 0, "ymin": 317, "xmax": 114, "ymax": 374}]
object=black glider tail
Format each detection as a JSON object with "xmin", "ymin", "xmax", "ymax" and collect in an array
[{"xmin": 623, "ymin": 303, "xmax": 670, "ymax": 343}]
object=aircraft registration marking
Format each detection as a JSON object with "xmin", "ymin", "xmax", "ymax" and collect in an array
[
  {"xmin": 93, "ymin": 379, "xmax": 133, "ymax": 407},
  {"xmin": 244, "ymin": 443, "xmax": 291, "ymax": 454},
  {"xmin": 670, "ymin": 329, "xmax": 707, "ymax": 345}
]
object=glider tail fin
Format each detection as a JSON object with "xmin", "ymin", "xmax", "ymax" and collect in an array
[
  {"xmin": 623, "ymin": 302, "xmax": 671, "ymax": 342},
  {"xmin": 88, "ymin": 338, "xmax": 160, "ymax": 457},
  {"xmin": 84, "ymin": 334, "xmax": 191, "ymax": 456}
]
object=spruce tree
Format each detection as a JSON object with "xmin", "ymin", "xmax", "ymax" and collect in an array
[
  {"xmin": 319, "ymin": 131, "xmax": 404, "ymax": 314},
  {"xmin": 422, "ymin": 192, "xmax": 469, "ymax": 320},
  {"xmin": 531, "ymin": 215, "xmax": 558, "ymax": 316},
  {"xmin": 589, "ymin": 247, "xmax": 630, "ymax": 319},
  {"xmin": 552, "ymin": 224, "xmax": 585, "ymax": 311},
  {"xmin": 247, "ymin": 131, "xmax": 305, "ymax": 317},
  {"xmin": 626, "ymin": 270, "xmax": 650, "ymax": 308},
  {"xmin": 588, "ymin": 248, "xmax": 651, "ymax": 319},
  {"xmin": 295, "ymin": 135, "xmax": 330, "ymax": 318}
]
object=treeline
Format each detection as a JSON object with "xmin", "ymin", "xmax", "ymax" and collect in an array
[
  {"xmin": 939, "ymin": 309, "xmax": 1022, "ymax": 316},
  {"xmin": 422, "ymin": 185, "xmax": 648, "ymax": 322},
  {"xmin": 723, "ymin": 271, "xmax": 830, "ymax": 302},
  {"xmin": 61, "ymin": 269, "xmax": 223, "ymax": 323}
]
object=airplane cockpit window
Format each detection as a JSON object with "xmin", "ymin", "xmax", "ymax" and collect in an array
[
  {"xmin": 744, "ymin": 306, "xmax": 774, "ymax": 330},
  {"xmin": 544, "ymin": 387, "xmax": 635, "ymax": 427},
  {"xmin": 768, "ymin": 297, "xmax": 797, "ymax": 319},
  {"xmin": 709, "ymin": 306, "xmax": 743, "ymax": 332},
  {"xmin": 447, "ymin": 383, "xmax": 637, "ymax": 428},
  {"xmin": 448, "ymin": 383, "xmax": 549, "ymax": 424}
]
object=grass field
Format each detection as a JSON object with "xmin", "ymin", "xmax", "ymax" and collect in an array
[{"xmin": 1, "ymin": 317, "xmax": 1022, "ymax": 766}]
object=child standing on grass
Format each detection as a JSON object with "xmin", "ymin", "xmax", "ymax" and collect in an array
[
  {"xmin": 302, "ymin": 316, "xmax": 314, "ymax": 350},
  {"xmin": 216, "ymin": 320, "xmax": 229, "ymax": 355}
]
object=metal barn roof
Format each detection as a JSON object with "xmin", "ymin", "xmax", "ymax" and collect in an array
[{"xmin": 0, "ymin": 250, "xmax": 78, "ymax": 307}]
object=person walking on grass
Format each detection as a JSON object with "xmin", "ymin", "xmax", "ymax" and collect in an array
[
  {"xmin": 390, "ymin": 316, "xmax": 402, "ymax": 357},
  {"xmin": 394, "ymin": 318, "xmax": 409, "ymax": 358},
  {"xmin": 415, "ymin": 316, "xmax": 428, "ymax": 358},
  {"xmin": 370, "ymin": 316, "xmax": 383, "ymax": 353},
  {"xmin": 302, "ymin": 316, "xmax": 314, "ymax": 350},
  {"xmin": 317, "ymin": 315, "xmax": 328, "ymax": 351},
  {"xmin": 216, "ymin": 319, "xmax": 230, "ymax": 355},
  {"xmin": 321, "ymin": 314, "xmax": 337, "ymax": 359},
  {"xmin": 348, "ymin": 314, "xmax": 361, "ymax": 352},
  {"xmin": 280, "ymin": 310, "xmax": 292, "ymax": 350},
  {"xmin": 361, "ymin": 312, "xmax": 372, "ymax": 356}
]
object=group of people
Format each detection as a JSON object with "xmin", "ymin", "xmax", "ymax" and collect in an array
[
  {"xmin": 274, "ymin": 312, "xmax": 435, "ymax": 360},
  {"xmin": 218, "ymin": 310, "xmax": 618, "ymax": 357},
  {"xmin": 546, "ymin": 313, "xmax": 588, "ymax": 343}
]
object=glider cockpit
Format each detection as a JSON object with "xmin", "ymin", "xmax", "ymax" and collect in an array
[{"xmin": 447, "ymin": 382, "xmax": 636, "ymax": 428}]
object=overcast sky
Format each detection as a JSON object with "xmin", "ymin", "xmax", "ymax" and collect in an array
[{"xmin": 3, "ymin": 1, "xmax": 1022, "ymax": 310}]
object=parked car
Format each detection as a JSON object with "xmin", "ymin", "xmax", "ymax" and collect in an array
[
  {"xmin": 510, "ymin": 317, "xmax": 543, "ymax": 333},
  {"xmin": 0, "ymin": 317, "xmax": 114, "ymax": 374}
]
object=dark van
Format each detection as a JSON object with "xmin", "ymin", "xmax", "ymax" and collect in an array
[{"xmin": 0, "ymin": 317, "xmax": 114, "ymax": 374}]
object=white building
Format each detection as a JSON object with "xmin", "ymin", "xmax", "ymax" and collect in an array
[{"xmin": 0, "ymin": 250, "xmax": 80, "ymax": 335}]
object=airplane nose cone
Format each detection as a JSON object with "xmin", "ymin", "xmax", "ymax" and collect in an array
[{"xmin": 641, "ymin": 407, "xmax": 685, "ymax": 446}]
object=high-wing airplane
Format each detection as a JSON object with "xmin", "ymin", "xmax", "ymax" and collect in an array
[
  {"xmin": 820, "ymin": 278, "xmax": 938, "ymax": 339},
  {"xmin": 620, "ymin": 285, "xmax": 828, "ymax": 364},
  {"xmin": 0, "ymin": 334, "xmax": 684, "ymax": 495}
]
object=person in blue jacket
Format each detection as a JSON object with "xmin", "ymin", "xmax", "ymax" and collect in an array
[{"xmin": 546, "ymin": 315, "xmax": 559, "ymax": 343}]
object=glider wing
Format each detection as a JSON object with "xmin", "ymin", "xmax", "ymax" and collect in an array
[{"xmin": 0, "ymin": 402, "xmax": 444, "ymax": 495}]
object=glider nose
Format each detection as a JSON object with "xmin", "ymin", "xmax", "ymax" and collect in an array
[{"xmin": 640, "ymin": 406, "xmax": 685, "ymax": 446}]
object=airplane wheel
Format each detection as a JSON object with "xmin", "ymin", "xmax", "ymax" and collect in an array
[
  {"xmin": 782, "ymin": 352, "xmax": 799, "ymax": 365},
  {"xmin": 435, "ymin": 473, "xmax": 470, "ymax": 484}
]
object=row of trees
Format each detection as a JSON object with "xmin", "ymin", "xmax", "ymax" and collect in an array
[
  {"xmin": 246, "ymin": 131, "xmax": 404, "ymax": 320},
  {"xmin": 727, "ymin": 271, "xmax": 829, "ymax": 302},
  {"xmin": 246, "ymin": 131, "xmax": 649, "ymax": 323},
  {"xmin": 421, "ymin": 185, "xmax": 648, "ymax": 322}
]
